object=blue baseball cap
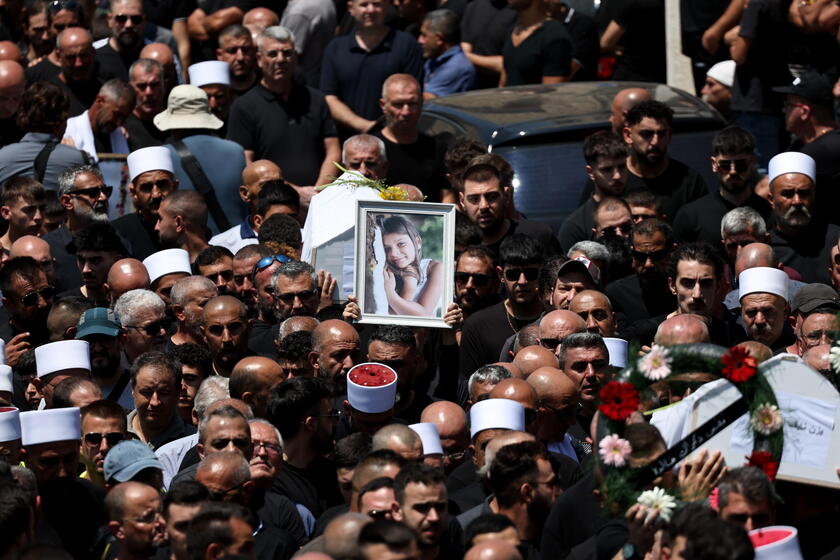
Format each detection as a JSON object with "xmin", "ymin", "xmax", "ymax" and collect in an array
[
  {"xmin": 76, "ymin": 307, "xmax": 121, "ymax": 339},
  {"xmin": 104, "ymin": 439, "xmax": 163, "ymax": 483}
]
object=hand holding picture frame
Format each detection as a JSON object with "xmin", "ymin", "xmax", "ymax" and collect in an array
[{"xmin": 353, "ymin": 199, "xmax": 456, "ymax": 328}]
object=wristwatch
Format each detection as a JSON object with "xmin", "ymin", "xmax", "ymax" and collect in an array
[{"xmin": 622, "ymin": 543, "xmax": 641, "ymax": 560}]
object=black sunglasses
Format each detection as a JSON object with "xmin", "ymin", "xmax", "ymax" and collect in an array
[
  {"xmin": 210, "ymin": 437, "xmax": 251, "ymax": 450},
  {"xmin": 70, "ymin": 185, "xmax": 113, "ymax": 199},
  {"xmin": 206, "ymin": 321, "xmax": 246, "ymax": 337},
  {"xmin": 19, "ymin": 285, "xmax": 55, "ymax": 306},
  {"xmin": 717, "ymin": 158, "xmax": 750, "ymax": 173},
  {"xmin": 504, "ymin": 267, "xmax": 540, "ymax": 282},
  {"xmin": 276, "ymin": 289, "xmax": 317, "ymax": 304},
  {"xmin": 366, "ymin": 509, "xmax": 390, "ymax": 519},
  {"xmin": 413, "ymin": 501, "xmax": 447, "ymax": 515},
  {"xmin": 631, "ymin": 248, "xmax": 669, "ymax": 263},
  {"xmin": 125, "ymin": 318, "xmax": 173, "ymax": 337},
  {"xmin": 83, "ymin": 431, "xmax": 125, "ymax": 447},
  {"xmin": 253, "ymin": 254, "xmax": 292, "ymax": 275},
  {"xmin": 539, "ymin": 337, "xmax": 563, "ymax": 351},
  {"xmin": 723, "ymin": 239, "xmax": 754, "ymax": 252},
  {"xmin": 114, "ymin": 13, "xmax": 143, "ymax": 24},
  {"xmin": 455, "ymin": 272, "xmax": 493, "ymax": 287},
  {"xmin": 205, "ymin": 270, "xmax": 234, "ymax": 283}
]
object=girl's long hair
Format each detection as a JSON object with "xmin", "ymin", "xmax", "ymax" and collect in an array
[{"xmin": 379, "ymin": 214, "xmax": 423, "ymax": 284}]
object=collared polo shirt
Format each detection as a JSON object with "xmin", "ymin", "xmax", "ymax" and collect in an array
[
  {"xmin": 227, "ymin": 82, "xmax": 337, "ymax": 186},
  {"xmin": 320, "ymin": 27, "xmax": 423, "ymax": 121},
  {"xmin": 423, "ymin": 45, "xmax": 476, "ymax": 96}
]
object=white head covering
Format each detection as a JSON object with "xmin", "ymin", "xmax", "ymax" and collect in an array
[
  {"xmin": 142, "ymin": 249, "xmax": 192, "ymax": 284},
  {"xmin": 35, "ymin": 340, "xmax": 90, "ymax": 378},
  {"xmin": 0, "ymin": 407, "xmax": 20, "ymax": 442},
  {"xmin": 127, "ymin": 146, "xmax": 175, "ymax": 182},
  {"xmin": 768, "ymin": 152, "xmax": 816, "ymax": 184},
  {"xmin": 188, "ymin": 60, "xmax": 231, "ymax": 87},
  {"xmin": 20, "ymin": 408, "xmax": 81, "ymax": 446},
  {"xmin": 750, "ymin": 526, "xmax": 803, "ymax": 560},
  {"xmin": 346, "ymin": 363, "xmax": 398, "ymax": 414},
  {"xmin": 409, "ymin": 422, "xmax": 444, "ymax": 455},
  {"xmin": 604, "ymin": 338, "xmax": 628, "ymax": 368},
  {"xmin": 0, "ymin": 365, "xmax": 12, "ymax": 393},
  {"xmin": 469, "ymin": 398, "xmax": 525, "ymax": 439},
  {"xmin": 706, "ymin": 60, "xmax": 736, "ymax": 88},
  {"xmin": 738, "ymin": 267, "xmax": 789, "ymax": 302}
]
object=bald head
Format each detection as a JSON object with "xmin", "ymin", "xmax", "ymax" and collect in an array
[
  {"xmin": 489, "ymin": 378, "xmax": 538, "ymax": 410},
  {"xmin": 732, "ymin": 340, "xmax": 773, "ymax": 364},
  {"xmin": 0, "ymin": 60, "xmax": 24, "ymax": 119},
  {"xmin": 395, "ymin": 183, "xmax": 424, "ymax": 202},
  {"xmin": 230, "ymin": 356, "xmax": 285, "ymax": 416},
  {"xmin": 58, "ymin": 26, "xmax": 93, "ymax": 50},
  {"xmin": 202, "ymin": 295, "xmax": 248, "ymax": 324},
  {"xmin": 107, "ymin": 258, "xmax": 151, "ymax": 301},
  {"xmin": 231, "ymin": 356, "xmax": 284, "ymax": 380},
  {"xmin": 196, "ymin": 450, "xmax": 251, "ymax": 488},
  {"xmin": 243, "ymin": 7, "xmax": 279, "ymax": 27},
  {"xmin": 278, "ymin": 316, "xmax": 319, "ymax": 339},
  {"xmin": 465, "ymin": 540, "xmax": 524, "ymax": 560},
  {"xmin": 654, "ymin": 315, "xmax": 710, "ymax": 346},
  {"xmin": 804, "ymin": 343, "xmax": 831, "ymax": 374},
  {"xmin": 105, "ymin": 481, "xmax": 159, "ymax": 521},
  {"xmin": 491, "ymin": 362, "xmax": 523, "ymax": 378},
  {"xmin": 538, "ymin": 310, "xmax": 586, "ymax": 341},
  {"xmin": 0, "ymin": 42, "xmax": 21, "ymax": 64},
  {"xmin": 311, "ymin": 319, "xmax": 359, "ymax": 352},
  {"xmin": 528, "ymin": 367, "xmax": 578, "ymax": 407},
  {"xmin": 512, "ymin": 345, "xmax": 559, "ymax": 377},
  {"xmin": 421, "ymin": 401, "xmax": 467, "ymax": 442},
  {"xmin": 480, "ymin": 430, "xmax": 535, "ymax": 477},
  {"xmin": 372, "ymin": 424, "xmax": 422, "ymax": 461},
  {"xmin": 323, "ymin": 513, "xmax": 371, "ymax": 559},
  {"xmin": 10, "ymin": 235, "xmax": 52, "ymax": 280},
  {"xmin": 611, "ymin": 88, "xmax": 651, "ymax": 132},
  {"xmin": 242, "ymin": 159, "xmax": 282, "ymax": 187},
  {"xmin": 139, "ymin": 42, "xmax": 174, "ymax": 66},
  {"xmin": 734, "ymin": 243, "xmax": 777, "ymax": 277}
]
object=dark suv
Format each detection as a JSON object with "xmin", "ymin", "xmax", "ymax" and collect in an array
[{"xmin": 419, "ymin": 82, "xmax": 726, "ymax": 231}]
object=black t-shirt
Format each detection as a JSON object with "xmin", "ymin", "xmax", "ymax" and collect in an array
[
  {"xmin": 611, "ymin": 0, "xmax": 665, "ymax": 82},
  {"xmin": 557, "ymin": 196, "xmax": 596, "ymax": 252},
  {"xmin": 43, "ymin": 224, "xmax": 83, "ymax": 293},
  {"xmin": 769, "ymin": 221, "xmax": 840, "ymax": 285},
  {"xmin": 461, "ymin": 0, "xmax": 517, "ymax": 88},
  {"xmin": 460, "ymin": 301, "xmax": 530, "ymax": 377},
  {"xmin": 248, "ymin": 319, "xmax": 279, "ymax": 357},
  {"xmin": 672, "ymin": 190, "xmax": 772, "ymax": 245},
  {"xmin": 227, "ymin": 82, "xmax": 337, "ymax": 186},
  {"xmin": 0, "ymin": 117, "xmax": 22, "ymax": 147},
  {"xmin": 562, "ymin": 8, "xmax": 600, "ymax": 81},
  {"xmin": 271, "ymin": 457, "xmax": 343, "ymax": 519},
  {"xmin": 484, "ymin": 218, "xmax": 560, "ymax": 259},
  {"xmin": 604, "ymin": 273, "xmax": 675, "ymax": 330},
  {"xmin": 625, "ymin": 158, "xmax": 708, "ymax": 223},
  {"xmin": 95, "ymin": 42, "xmax": 142, "ymax": 82},
  {"xmin": 371, "ymin": 129, "xmax": 447, "ymax": 202},
  {"xmin": 143, "ymin": 0, "xmax": 196, "ymax": 27},
  {"xmin": 503, "ymin": 19, "xmax": 572, "ymax": 86},
  {"xmin": 680, "ymin": 0, "xmax": 729, "ymax": 35},
  {"xmin": 254, "ymin": 526, "xmax": 297, "ymax": 560},
  {"xmin": 256, "ymin": 491, "xmax": 308, "ymax": 547},
  {"xmin": 112, "ymin": 211, "xmax": 161, "ymax": 260},
  {"xmin": 124, "ymin": 114, "xmax": 167, "ymax": 150},
  {"xmin": 731, "ymin": 0, "xmax": 790, "ymax": 114},
  {"xmin": 801, "ymin": 130, "xmax": 840, "ymax": 224},
  {"xmin": 24, "ymin": 57, "xmax": 61, "ymax": 83},
  {"xmin": 47, "ymin": 73, "xmax": 103, "ymax": 118},
  {"xmin": 540, "ymin": 473, "xmax": 604, "ymax": 558}
]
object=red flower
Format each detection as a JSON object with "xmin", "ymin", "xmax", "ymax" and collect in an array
[
  {"xmin": 746, "ymin": 450, "xmax": 779, "ymax": 480},
  {"xmin": 722, "ymin": 346, "xmax": 757, "ymax": 383},
  {"xmin": 598, "ymin": 381, "xmax": 640, "ymax": 421}
]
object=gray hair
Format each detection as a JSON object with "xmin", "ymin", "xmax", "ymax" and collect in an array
[
  {"xmin": 467, "ymin": 364, "xmax": 511, "ymax": 398},
  {"xmin": 271, "ymin": 260, "xmax": 316, "ymax": 289},
  {"xmin": 100, "ymin": 79, "xmax": 136, "ymax": 106},
  {"xmin": 258, "ymin": 25, "xmax": 294, "ymax": 51},
  {"xmin": 424, "ymin": 9, "xmax": 459, "ymax": 43},
  {"xmin": 128, "ymin": 58, "xmax": 162, "ymax": 81},
  {"xmin": 193, "ymin": 376, "xmax": 230, "ymax": 420},
  {"xmin": 198, "ymin": 404, "xmax": 249, "ymax": 444},
  {"xmin": 721, "ymin": 207, "xmax": 767, "ymax": 238},
  {"xmin": 371, "ymin": 424, "xmax": 421, "ymax": 451},
  {"xmin": 557, "ymin": 332, "xmax": 607, "ymax": 366},
  {"xmin": 381, "ymin": 73, "xmax": 420, "ymax": 100},
  {"xmin": 342, "ymin": 134, "xmax": 387, "ymax": 166},
  {"xmin": 58, "ymin": 164, "xmax": 103, "ymax": 196},
  {"xmin": 113, "ymin": 289, "xmax": 165, "ymax": 327},
  {"xmin": 568, "ymin": 241, "xmax": 610, "ymax": 264},
  {"xmin": 717, "ymin": 466, "xmax": 774, "ymax": 510},
  {"xmin": 249, "ymin": 418, "xmax": 284, "ymax": 449},
  {"xmin": 170, "ymin": 275, "xmax": 217, "ymax": 309}
]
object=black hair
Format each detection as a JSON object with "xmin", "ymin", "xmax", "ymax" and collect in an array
[
  {"xmin": 625, "ymin": 100, "xmax": 674, "ymax": 128},
  {"xmin": 334, "ymin": 432, "xmax": 373, "ymax": 470},
  {"xmin": 394, "ymin": 462, "xmax": 445, "ymax": 505},
  {"xmin": 68, "ymin": 223, "xmax": 127, "ymax": 256},
  {"xmin": 357, "ymin": 476, "xmax": 395, "ymax": 509},
  {"xmin": 443, "ymin": 139, "xmax": 486, "ymax": 177},
  {"xmin": 130, "ymin": 351, "xmax": 182, "ymax": 387},
  {"xmin": 194, "ymin": 245, "xmax": 233, "ymax": 268},
  {"xmin": 255, "ymin": 180, "xmax": 300, "ymax": 217},
  {"xmin": 457, "ymin": 245, "xmax": 495, "ymax": 267},
  {"xmin": 498, "ymin": 234, "xmax": 542, "ymax": 268},
  {"xmin": 187, "ymin": 502, "xmax": 255, "ymax": 560},
  {"xmin": 276, "ymin": 330, "xmax": 313, "ymax": 362},
  {"xmin": 464, "ymin": 513, "xmax": 516, "ymax": 547},
  {"xmin": 455, "ymin": 211, "xmax": 483, "ymax": 248},
  {"xmin": 488, "ymin": 441, "xmax": 547, "ymax": 508},
  {"xmin": 358, "ymin": 519, "xmax": 418, "ymax": 551},
  {"xmin": 163, "ymin": 480, "xmax": 210, "ymax": 516},
  {"xmin": 717, "ymin": 466, "xmax": 774, "ymax": 511},
  {"xmin": 667, "ymin": 242, "xmax": 724, "ymax": 281},
  {"xmin": 14, "ymin": 349, "xmax": 36, "ymax": 379},
  {"xmin": 712, "ymin": 125, "xmax": 756, "ymax": 156},
  {"xmin": 583, "ymin": 130, "xmax": 627, "ymax": 165},
  {"xmin": 267, "ymin": 376, "xmax": 333, "ymax": 440},
  {"xmin": 257, "ymin": 214, "xmax": 302, "ymax": 247},
  {"xmin": 623, "ymin": 189, "xmax": 660, "ymax": 211},
  {"xmin": 631, "ymin": 218, "xmax": 674, "ymax": 246},
  {"xmin": 369, "ymin": 325, "xmax": 416, "ymax": 348},
  {"xmin": 51, "ymin": 377, "xmax": 98, "ymax": 409},
  {"xmin": 0, "ymin": 257, "xmax": 44, "ymax": 294},
  {"xmin": 681, "ymin": 513, "xmax": 754, "ymax": 560},
  {"xmin": 170, "ymin": 343, "xmax": 213, "ymax": 378},
  {"xmin": 0, "ymin": 483, "xmax": 32, "ymax": 555}
]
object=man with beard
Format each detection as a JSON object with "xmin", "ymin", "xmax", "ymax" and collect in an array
[
  {"xmin": 64, "ymin": 223, "xmax": 127, "ymax": 306},
  {"xmin": 105, "ymin": 481, "xmax": 167, "ymax": 560},
  {"xmin": 200, "ymin": 296, "xmax": 252, "ymax": 377},
  {"xmin": 79, "ymin": 399, "xmax": 129, "ymax": 487},
  {"xmin": 738, "ymin": 267, "xmax": 793, "ymax": 351},
  {"xmin": 309, "ymin": 319, "xmax": 360, "ymax": 382},
  {"xmin": 605, "ymin": 219, "xmax": 677, "ymax": 327},
  {"xmin": 455, "ymin": 246, "xmax": 500, "ymax": 322},
  {"xmin": 114, "ymin": 289, "xmax": 170, "ymax": 366},
  {"xmin": 558, "ymin": 131, "xmax": 628, "ymax": 252},
  {"xmin": 767, "ymin": 152, "xmax": 840, "ymax": 284},
  {"xmin": 460, "ymin": 158, "xmax": 556, "ymax": 256},
  {"xmin": 268, "ymin": 376, "xmax": 344, "ymax": 518},
  {"xmin": 622, "ymin": 101, "xmax": 707, "ymax": 223},
  {"xmin": 393, "ymin": 462, "xmax": 463, "ymax": 559},
  {"xmin": 195, "ymin": 247, "xmax": 236, "ymax": 296},
  {"xmin": 154, "ymin": 190, "xmax": 210, "ymax": 261},
  {"xmin": 371, "ymin": 74, "xmax": 447, "ymax": 202},
  {"xmin": 124, "ymin": 58, "xmax": 168, "ymax": 150},
  {"xmin": 63, "ymin": 79, "xmax": 134, "ymax": 162},
  {"xmin": 557, "ymin": 332, "xmax": 608, "ymax": 422},
  {"xmin": 673, "ymin": 126, "xmax": 770, "ymax": 245},
  {"xmin": 460, "ymin": 235, "xmax": 544, "ymax": 377},
  {"xmin": 0, "ymin": 177, "xmax": 46, "ymax": 255},
  {"xmin": 217, "ymin": 25, "xmax": 259, "ymax": 96},
  {"xmin": 95, "ymin": 0, "xmax": 147, "ymax": 82},
  {"xmin": 49, "ymin": 27, "xmax": 103, "ymax": 117},
  {"xmin": 272, "ymin": 261, "xmax": 321, "ymax": 321},
  {"xmin": 170, "ymin": 276, "xmax": 218, "ymax": 346},
  {"xmin": 248, "ymin": 252, "xmax": 289, "ymax": 355},
  {"xmin": 76, "ymin": 308, "xmax": 133, "ymax": 409},
  {"xmin": 114, "ymin": 146, "xmax": 179, "ymax": 260},
  {"xmin": 364, "ymin": 325, "xmax": 428, "ymax": 424},
  {"xmin": 0, "ymin": 258, "xmax": 55, "ymax": 367}
]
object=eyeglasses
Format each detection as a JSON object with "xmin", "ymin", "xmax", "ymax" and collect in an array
[
  {"xmin": 125, "ymin": 318, "xmax": 173, "ymax": 337},
  {"xmin": 276, "ymin": 289, "xmax": 318, "ymax": 304},
  {"xmin": 70, "ymin": 185, "xmax": 113, "ymax": 199},
  {"xmin": 539, "ymin": 337, "xmax": 563, "ymax": 351},
  {"xmin": 366, "ymin": 509, "xmax": 390, "ymax": 519},
  {"xmin": 503, "ymin": 267, "xmax": 540, "ymax": 282},
  {"xmin": 631, "ymin": 248, "xmax": 669, "ymax": 263},
  {"xmin": 637, "ymin": 129, "xmax": 668, "ymax": 141},
  {"xmin": 205, "ymin": 270, "xmax": 234, "ymax": 284},
  {"xmin": 206, "ymin": 321, "xmax": 246, "ymax": 337},
  {"xmin": 599, "ymin": 222, "xmax": 633, "ymax": 237},
  {"xmin": 210, "ymin": 437, "xmax": 251, "ymax": 451},
  {"xmin": 18, "ymin": 285, "xmax": 55, "ymax": 306},
  {"xmin": 252, "ymin": 440, "xmax": 282, "ymax": 455},
  {"xmin": 223, "ymin": 45, "xmax": 254, "ymax": 55},
  {"xmin": 263, "ymin": 48, "xmax": 295, "ymax": 59},
  {"xmin": 83, "ymin": 431, "xmax": 125, "ymax": 447},
  {"xmin": 716, "ymin": 158, "xmax": 750, "ymax": 173},
  {"xmin": 208, "ymin": 480, "xmax": 248, "ymax": 501},
  {"xmin": 455, "ymin": 272, "xmax": 493, "ymax": 287},
  {"xmin": 412, "ymin": 501, "xmax": 447, "ymax": 515},
  {"xmin": 113, "ymin": 13, "xmax": 143, "ymax": 25},
  {"xmin": 253, "ymin": 254, "xmax": 292, "ymax": 275}
]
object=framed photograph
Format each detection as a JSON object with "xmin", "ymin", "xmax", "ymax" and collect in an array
[{"xmin": 353, "ymin": 199, "xmax": 456, "ymax": 328}]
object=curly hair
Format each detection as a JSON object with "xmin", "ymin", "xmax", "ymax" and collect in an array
[{"xmin": 16, "ymin": 81, "xmax": 69, "ymax": 133}]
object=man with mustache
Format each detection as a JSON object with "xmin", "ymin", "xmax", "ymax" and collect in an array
[
  {"xmin": 738, "ymin": 266, "xmax": 791, "ymax": 351},
  {"xmin": 767, "ymin": 152, "xmax": 840, "ymax": 284},
  {"xmin": 216, "ymin": 25, "xmax": 259, "ymax": 96},
  {"xmin": 622, "ymin": 100, "xmax": 707, "ymax": 223},
  {"xmin": 95, "ymin": 0, "xmax": 147, "ymax": 82},
  {"xmin": 63, "ymin": 79, "xmax": 134, "ymax": 162}
]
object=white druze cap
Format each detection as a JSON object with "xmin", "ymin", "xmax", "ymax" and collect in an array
[
  {"xmin": 469, "ymin": 398, "xmax": 525, "ymax": 439},
  {"xmin": 738, "ymin": 267, "xmax": 789, "ymax": 302},
  {"xmin": 143, "ymin": 249, "xmax": 192, "ymax": 284},
  {"xmin": 35, "ymin": 340, "xmax": 90, "ymax": 378},
  {"xmin": 409, "ymin": 422, "xmax": 444, "ymax": 455},
  {"xmin": 20, "ymin": 407, "xmax": 81, "ymax": 446},
  {"xmin": 768, "ymin": 152, "xmax": 816, "ymax": 184},
  {"xmin": 127, "ymin": 146, "xmax": 175, "ymax": 182}
]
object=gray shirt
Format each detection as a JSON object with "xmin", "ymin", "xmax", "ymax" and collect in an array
[{"xmin": 0, "ymin": 132, "xmax": 88, "ymax": 190}]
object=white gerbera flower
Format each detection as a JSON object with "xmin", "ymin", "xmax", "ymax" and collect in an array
[
  {"xmin": 638, "ymin": 345, "xmax": 672, "ymax": 381},
  {"xmin": 751, "ymin": 403, "xmax": 783, "ymax": 436},
  {"xmin": 636, "ymin": 487, "xmax": 677, "ymax": 521},
  {"xmin": 829, "ymin": 344, "xmax": 840, "ymax": 374}
]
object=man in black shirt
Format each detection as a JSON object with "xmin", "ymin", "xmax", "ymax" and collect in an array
[
  {"xmin": 546, "ymin": 1, "xmax": 599, "ymax": 81},
  {"xmin": 0, "ymin": 257, "xmax": 54, "ymax": 366},
  {"xmin": 372, "ymin": 74, "xmax": 447, "ymax": 202},
  {"xmin": 673, "ymin": 125, "xmax": 770, "ymax": 245},
  {"xmin": 558, "ymin": 131, "xmax": 628, "ymax": 252},
  {"xmin": 460, "ymin": 0, "xmax": 516, "ymax": 89},
  {"xmin": 600, "ymin": 0, "xmax": 665, "ymax": 82},
  {"xmin": 216, "ymin": 24, "xmax": 259, "ymax": 97},
  {"xmin": 124, "ymin": 58, "xmax": 168, "ymax": 150},
  {"xmin": 622, "ymin": 100, "xmax": 708, "ymax": 222},
  {"xmin": 95, "ymin": 0, "xmax": 147, "ymax": 82},
  {"xmin": 51, "ymin": 27, "xmax": 103, "ymax": 117},
  {"xmin": 501, "ymin": 0, "xmax": 572, "ymax": 86}
]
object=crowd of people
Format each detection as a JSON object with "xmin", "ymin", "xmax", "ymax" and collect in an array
[{"xmin": 0, "ymin": 0, "xmax": 837, "ymax": 559}]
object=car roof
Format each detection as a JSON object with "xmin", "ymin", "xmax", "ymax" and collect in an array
[{"xmin": 421, "ymin": 81, "xmax": 725, "ymax": 146}]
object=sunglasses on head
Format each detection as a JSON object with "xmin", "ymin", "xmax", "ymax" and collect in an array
[
  {"xmin": 113, "ymin": 13, "xmax": 143, "ymax": 24},
  {"xmin": 276, "ymin": 289, "xmax": 317, "ymax": 304},
  {"xmin": 631, "ymin": 248, "xmax": 669, "ymax": 263},
  {"xmin": 83, "ymin": 431, "xmax": 125, "ymax": 447},
  {"xmin": 455, "ymin": 272, "xmax": 493, "ymax": 287},
  {"xmin": 716, "ymin": 158, "xmax": 750, "ymax": 173},
  {"xmin": 503, "ymin": 267, "xmax": 540, "ymax": 282},
  {"xmin": 70, "ymin": 185, "xmax": 113, "ymax": 199},
  {"xmin": 254, "ymin": 254, "xmax": 292, "ymax": 275},
  {"xmin": 19, "ymin": 285, "xmax": 55, "ymax": 307}
]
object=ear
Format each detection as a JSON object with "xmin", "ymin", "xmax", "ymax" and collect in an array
[
  {"xmin": 391, "ymin": 501, "xmax": 403, "ymax": 522},
  {"xmin": 379, "ymin": 96, "xmax": 386, "ymax": 112},
  {"xmin": 622, "ymin": 126, "xmax": 632, "ymax": 145},
  {"xmin": 172, "ymin": 304, "xmax": 186, "ymax": 322},
  {"xmin": 252, "ymin": 213, "xmax": 263, "ymax": 230},
  {"xmin": 196, "ymin": 442, "xmax": 205, "ymax": 459},
  {"xmin": 241, "ymin": 391, "xmax": 254, "ymax": 406},
  {"xmin": 308, "ymin": 350, "xmax": 319, "ymax": 372},
  {"xmin": 107, "ymin": 520, "xmax": 123, "ymax": 539},
  {"xmin": 709, "ymin": 155, "xmax": 717, "ymax": 172},
  {"xmin": 584, "ymin": 164, "xmax": 594, "ymax": 181},
  {"xmin": 60, "ymin": 193, "xmax": 74, "ymax": 211},
  {"xmin": 668, "ymin": 276, "xmax": 676, "ymax": 295},
  {"xmin": 174, "ymin": 215, "xmax": 185, "ymax": 233},
  {"xmin": 521, "ymin": 481, "xmax": 535, "ymax": 502},
  {"xmin": 0, "ymin": 206, "xmax": 10, "ymax": 220},
  {"xmin": 458, "ymin": 191, "xmax": 465, "ymax": 208},
  {"xmin": 469, "ymin": 443, "xmax": 478, "ymax": 466},
  {"xmin": 64, "ymin": 326, "xmax": 77, "ymax": 340},
  {"xmin": 239, "ymin": 185, "xmax": 249, "ymax": 203},
  {"xmin": 496, "ymin": 265, "xmax": 504, "ymax": 282}
]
